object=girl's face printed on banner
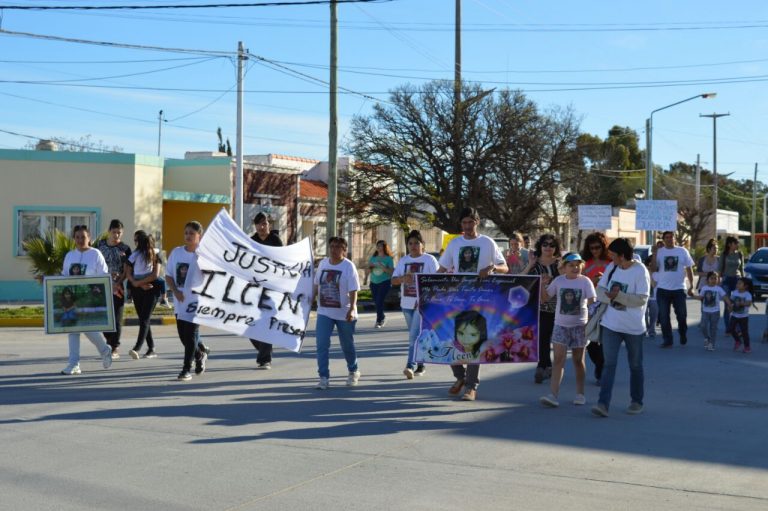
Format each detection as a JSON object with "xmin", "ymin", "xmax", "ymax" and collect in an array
[{"xmin": 456, "ymin": 322, "xmax": 481, "ymax": 351}]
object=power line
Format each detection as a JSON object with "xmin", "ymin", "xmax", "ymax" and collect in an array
[{"xmin": 0, "ymin": 1, "xmax": 393, "ymax": 10}]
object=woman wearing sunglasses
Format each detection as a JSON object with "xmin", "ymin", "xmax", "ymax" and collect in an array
[{"xmin": 524, "ymin": 233, "xmax": 562, "ymax": 384}]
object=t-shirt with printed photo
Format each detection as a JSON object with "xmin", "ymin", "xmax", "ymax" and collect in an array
[
  {"xmin": 559, "ymin": 288, "xmax": 582, "ymax": 315},
  {"xmin": 392, "ymin": 253, "xmax": 439, "ymax": 310},
  {"xmin": 458, "ymin": 246, "xmax": 480, "ymax": 273},
  {"xmin": 608, "ymin": 280, "xmax": 629, "ymax": 311},
  {"xmin": 319, "ymin": 269, "xmax": 343, "ymax": 308},
  {"xmin": 699, "ymin": 284, "xmax": 726, "ymax": 314},
  {"xmin": 176, "ymin": 263, "xmax": 190, "ymax": 287},
  {"xmin": 663, "ymin": 256, "xmax": 679, "ymax": 272}
]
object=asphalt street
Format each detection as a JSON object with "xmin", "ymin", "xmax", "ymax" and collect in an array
[{"xmin": 1, "ymin": 302, "xmax": 766, "ymax": 510}]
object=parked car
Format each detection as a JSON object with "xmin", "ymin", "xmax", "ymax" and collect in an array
[{"xmin": 744, "ymin": 248, "xmax": 768, "ymax": 300}]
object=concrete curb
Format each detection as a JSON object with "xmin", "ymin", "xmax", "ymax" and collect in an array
[{"xmin": 0, "ymin": 316, "xmax": 177, "ymax": 328}]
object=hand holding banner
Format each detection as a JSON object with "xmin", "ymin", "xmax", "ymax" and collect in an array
[{"xmin": 188, "ymin": 209, "xmax": 313, "ymax": 353}]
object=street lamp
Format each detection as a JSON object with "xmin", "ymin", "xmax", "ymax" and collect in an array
[{"xmin": 644, "ymin": 92, "xmax": 716, "ymax": 243}]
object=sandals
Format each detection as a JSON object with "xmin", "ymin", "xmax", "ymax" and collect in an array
[{"xmin": 448, "ymin": 378, "xmax": 465, "ymax": 395}]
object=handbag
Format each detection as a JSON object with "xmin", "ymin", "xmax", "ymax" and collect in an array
[{"xmin": 585, "ymin": 264, "xmax": 618, "ymax": 343}]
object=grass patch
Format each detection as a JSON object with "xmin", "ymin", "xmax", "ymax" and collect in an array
[{"xmin": 0, "ymin": 303, "xmax": 176, "ymax": 319}]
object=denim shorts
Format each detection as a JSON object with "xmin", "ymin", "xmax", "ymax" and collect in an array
[{"xmin": 552, "ymin": 324, "xmax": 588, "ymax": 349}]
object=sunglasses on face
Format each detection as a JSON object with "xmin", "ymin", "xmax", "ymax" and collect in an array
[{"xmin": 541, "ymin": 241, "xmax": 556, "ymax": 248}]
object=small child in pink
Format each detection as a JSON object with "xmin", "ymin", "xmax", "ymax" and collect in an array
[{"xmin": 539, "ymin": 252, "xmax": 596, "ymax": 407}]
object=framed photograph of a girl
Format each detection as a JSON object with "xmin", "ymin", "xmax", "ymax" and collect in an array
[{"xmin": 44, "ymin": 275, "xmax": 116, "ymax": 334}]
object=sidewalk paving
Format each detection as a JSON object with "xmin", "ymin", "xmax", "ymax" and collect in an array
[{"xmin": 0, "ymin": 303, "xmax": 766, "ymax": 510}]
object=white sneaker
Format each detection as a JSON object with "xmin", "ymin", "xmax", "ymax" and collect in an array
[
  {"xmin": 403, "ymin": 367, "xmax": 414, "ymax": 380},
  {"xmin": 539, "ymin": 393, "xmax": 559, "ymax": 407},
  {"xmin": 346, "ymin": 370, "xmax": 361, "ymax": 386},
  {"xmin": 573, "ymin": 394, "xmax": 586, "ymax": 405},
  {"xmin": 101, "ymin": 348, "xmax": 113, "ymax": 369},
  {"xmin": 129, "ymin": 349, "xmax": 139, "ymax": 360},
  {"xmin": 61, "ymin": 364, "xmax": 82, "ymax": 375},
  {"xmin": 316, "ymin": 377, "xmax": 330, "ymax": 390}
]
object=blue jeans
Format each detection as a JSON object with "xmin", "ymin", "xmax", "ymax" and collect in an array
[
  {"xmin": 722, "ymin": 276, "xmax": 738, "ymax": 331},
  {"xmin": 656, "ymin": 288, "xmax": 688, "ymax": 345},
  {"xmin": 598, "ymin": 326, "xmax": 644, "ymax": 410},
  {"xmin": 402, "ymin": 308, "xmax": 422, "ymax": 369},
  {"xmin": 370, "ymin": 280, "xmax": 391, "ymax": 324},
  {"xmin": 645, "ymin": 299, "xmax": 658, "ymax": 336},
  {"xmin": 315, "ymin": 314, "xmax": 358, "ymax": 378}
]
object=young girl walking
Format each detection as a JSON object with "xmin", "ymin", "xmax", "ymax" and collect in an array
[
  {"xmin": 391, "ymin": 230, "xmax": 439, "ymax": 379},
  {"xmin": 694, "ymin": 271, "xmax": 728, "ymax": 351},
  {"xmin": 728, "ymin": 277, "xmax": 756, "ymax": 354},
  {"xmin": 165, "ymin": 221, "xmax": 207, "ymax": 380},
  {"xmin": 539, "ymin": 252, "xmax": 596, "ymax": 407},
  {"xmin": 126, "ymin": 230, "xmax": 161, "ymax": 359},
  {"xmin": 60, "ymin": 225, "xmax": 114, "ymax": 375}
]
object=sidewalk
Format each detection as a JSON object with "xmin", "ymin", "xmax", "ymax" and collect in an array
[{"xmin": 0, "ymin": 305, "xmax": 766, "ymax": 510}]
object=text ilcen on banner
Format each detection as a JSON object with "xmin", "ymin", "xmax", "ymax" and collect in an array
[
  {"xmin": 635, "ymin": 200, "xmax": 678, "ymax": 231},
  {"xmin": 415, "ymin": 274, "xmax": 540, "ymax": 365},
  {"xmin": 188, "ymin": 209, "xmax": 314, "ymax": 353},
  {"xmin": 577, "ymin": 205, "xmax": 612, "ymax": 230}
]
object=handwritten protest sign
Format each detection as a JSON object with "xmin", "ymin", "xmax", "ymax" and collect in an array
[
  {"xmin": 578, "ymin": 205, "xmax": 612, "ymax": 230},
  {"xmin": 636, "ymin": 200, "xmax": 678, "ymax": 231},
  {"xmin": 188, "ymin": 209, "xmax": 313, "ymax": 352},
  {"xmin": 415, "ymin": 274, "xmax": 539, "ymax": 365}
]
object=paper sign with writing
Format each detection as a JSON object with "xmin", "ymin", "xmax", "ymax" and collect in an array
[
  {"xmin": 636, "ymin": 200, "xmax": 678, "ymax": 231},
  {"xmin": 415, "ymin": 274, "xmax": 540, "ymax": 365},
  {"xmin": 578, "ymin": 205, "xmax": 612, "ymax": 230},
  {"xmin": 188, "ymin": 209, "xmax": 313, "ymax": 352}
]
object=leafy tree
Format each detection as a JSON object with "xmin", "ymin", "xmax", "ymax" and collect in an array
[{"xmin": 346, "ymin": 80, "xmax": 581, "ymax": 236}]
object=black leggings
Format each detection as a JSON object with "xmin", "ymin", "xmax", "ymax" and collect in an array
[
  {"xmin": 176, "ymin": 318, "xmax": 199, "ymax": 372},
  {"xmin": 132, "ymin": 287, "xmax": 158, "ymax": 351},
  {"xmin": 730, "ymin": 316, "xmax": 751, "ymax": 347},
  {"xmin": 104, "ymin": 292, "xmax": 124, "ymax": 349},
  {"xmin": 537, "ymin": 310, "xmax": 554, "ymax": 369}
]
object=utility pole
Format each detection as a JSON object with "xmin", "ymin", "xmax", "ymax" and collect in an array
[
  {"xmin": 327, "ymin": 0, "xmax": 338, "ymax": 242},
  {"xmin": 695, "ymin": 154, "xmax": 701, "ymax": 210},
  {"xmin": 157, "ymin": 110, "xmax": 164, "ymax": 156},
  {"xmin": 234, "ymin": 41, "xmax": 247, "ymax": 229},
  {"xmin": 700, "ymin": 112, "xmax": 729, "ymax": 240},
  {"xmin": 453, "ymin": 0, "xmax": 462, "ymax": 209},
  {"xmin": 752, "ymin": 163, "xmax": 759, "ymax": 251}
]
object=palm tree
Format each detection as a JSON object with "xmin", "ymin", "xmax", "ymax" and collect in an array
[{"xmin": 22, "ymin": 230, "xmax": 75, "ymax": 281}]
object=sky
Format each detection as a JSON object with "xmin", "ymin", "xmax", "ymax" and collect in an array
[{"xmin": 0, "ymin": 0, "xmax": 767, "ymax": 183}]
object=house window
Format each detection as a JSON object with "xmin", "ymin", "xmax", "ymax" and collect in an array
[{"xmin": 16, "ymin": 209, "xmax": 97, "ymax": 256}]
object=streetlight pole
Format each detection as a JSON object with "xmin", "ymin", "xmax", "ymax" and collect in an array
[
  {"xmin": 645, "ymin": 93, "xmax": 716, "ymax": 244},
  {"xmin": 699, "ymin": 112, "xmax": 730, "ymax": 241}
]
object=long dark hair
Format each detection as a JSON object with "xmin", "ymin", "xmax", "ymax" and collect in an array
[
  {"xmin": 454, "ymin": 310, "xmax": 488, "ymax": 355},
  {"xmin": 134, "ymin": 230, "xmax": 157, "ymax": 266},
  {"xmin": 720, "ymin": 236, "xmax": 741, "ymax": 274},
  {"xmin": 580, "ymin": 232, "xmax": 609, "ymax": 262}
]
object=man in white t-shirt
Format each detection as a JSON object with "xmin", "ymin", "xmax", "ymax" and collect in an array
[
  {"xmin": 653, "ymin": 231, "xmax": 695, "ymax": 347},
  {"xmin": 437, "ymin": 207, "xmax": 508, "ymax": 402}
]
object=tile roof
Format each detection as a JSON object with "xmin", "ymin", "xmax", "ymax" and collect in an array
[{"xmin": 300, "ymin": 179, "xmax": 328, "ymax": 199}]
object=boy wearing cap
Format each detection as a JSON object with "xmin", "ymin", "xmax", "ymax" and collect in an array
[{"xmin": 539, "ymin": 252, "xmax": 596, "ymax": 408}]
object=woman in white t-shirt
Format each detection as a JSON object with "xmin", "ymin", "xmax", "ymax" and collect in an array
[
  {"xmin": 60, "ymin": 224, "xmax": 114, "ymax": 375},
  {"xmin": 313, "ymin": 236, "xmax": 361, "ymax": 390},
  {"xmin": 391, "ymin": 230, "xmax": 439, "ymax": 379},
  {"xmin": 591, "ymin": 238, "xmax": 650, "ymax": 418},
  {"xmin": 126, "ymin": 230, "xmax": 161, "ymax": 359}
]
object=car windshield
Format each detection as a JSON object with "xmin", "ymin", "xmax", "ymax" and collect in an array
[{"xmin": 750, "ymin": 252, "xmax": 768, "ymax": 264}]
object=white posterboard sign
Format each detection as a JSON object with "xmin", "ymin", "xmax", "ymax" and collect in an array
[
  {"xmin": 578, "ymin": 205, "xmax": 612, "ymax": 230},
  {"xmin": 636, "ymin": 200, "xmax": 678, "ymax": 231}
]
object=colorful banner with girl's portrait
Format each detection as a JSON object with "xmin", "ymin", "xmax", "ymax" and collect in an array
[{"xmin": 415, "ymin": 274, "xmax": 540, "ymax": 364}]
